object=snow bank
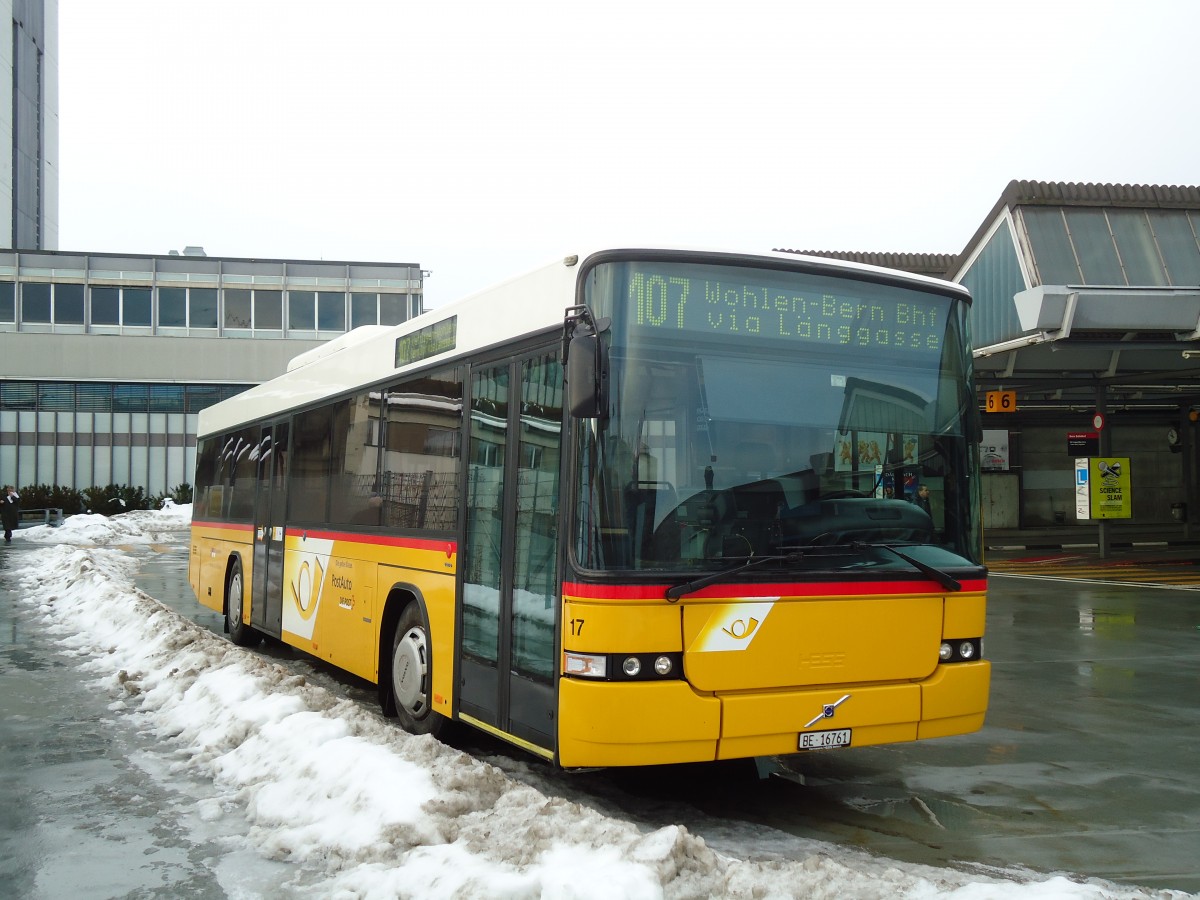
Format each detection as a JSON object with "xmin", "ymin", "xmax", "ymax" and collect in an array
[{"xmin": 6, "ymin": 509, "xmax": 1178, "ymax": 899}]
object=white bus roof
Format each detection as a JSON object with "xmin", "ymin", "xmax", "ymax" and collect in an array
[{"xmin": 197, "ymin": 247, "xmax": 969, "ymax": 438}]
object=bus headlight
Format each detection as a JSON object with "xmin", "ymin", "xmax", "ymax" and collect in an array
[
  {"xmin": 564, "ymin": 651, "xmax": 607, "ymax": 678},
  {"xmin": 563, "ymin": 651, "xmax": 683, "ymax": 680},
  {"xmin": 938, "ymin": 639, "xmax": 982, "ymax": 663}
]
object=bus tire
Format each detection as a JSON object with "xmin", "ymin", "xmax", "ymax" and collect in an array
[
  {"xmin": 390, "ymin": 602, "xmax": 444, "ymax": 737},
  {"xmin": 225, "ymin": 558, "xmax": 261, "ymax": 648}
]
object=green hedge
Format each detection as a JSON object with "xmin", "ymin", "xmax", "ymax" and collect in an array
[{"xmin": 14, "ymin": 483, "xmax": 193, "ymax": 517}]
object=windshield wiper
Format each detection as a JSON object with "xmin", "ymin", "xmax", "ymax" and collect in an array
[
  {"xmin": 852, "ymin": 542, "xmax": 961, "ymax": 592},
  {"xmin": 665, "ymin": 551, "xmax": 808, "ymax": 602}
]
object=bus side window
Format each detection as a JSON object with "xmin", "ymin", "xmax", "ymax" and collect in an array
[{"xmin": 290, "ymin": 405, "xmax": 334, "ymax": 523}]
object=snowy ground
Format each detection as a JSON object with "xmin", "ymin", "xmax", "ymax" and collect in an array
[{"xmin": 4, "ymin": 508, "xmax": 1187, "ymax": 899}]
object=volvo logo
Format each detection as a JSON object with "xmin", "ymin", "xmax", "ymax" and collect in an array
[{"xmin": 805, "ymin": 693, "xmax": 851, "ymax": 728}]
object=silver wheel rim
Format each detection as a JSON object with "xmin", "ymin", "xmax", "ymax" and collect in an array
[
  {"xmin": 228, "ymin": 572, "xmax": 243, "ymax": 625},
  {"xmin": 392, "ymin": 626, "xmax": 429, "ymax": 716}
]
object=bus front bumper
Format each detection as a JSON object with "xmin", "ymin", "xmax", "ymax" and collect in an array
[{"xmin": 556, "ymin": 661, "xmax": 990, "ymax": 768}]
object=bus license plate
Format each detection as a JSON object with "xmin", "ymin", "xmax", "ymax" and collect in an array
[{"xmin": 798, "ymin": 728, "xmax": 851, "ymax": 750}]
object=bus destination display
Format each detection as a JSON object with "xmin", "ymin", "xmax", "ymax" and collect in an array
[
  {"xmin": 628, "ymin": 268, "xmax": 946, "ymax": 352},
  {"xmin": 395, "ymin": 316, "xmax": 457, "ymax": 368}
]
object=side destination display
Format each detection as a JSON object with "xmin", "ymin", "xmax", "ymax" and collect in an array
[{"xmin": 396, "ymin": 316, "xmax": 457, "ymax": 368}]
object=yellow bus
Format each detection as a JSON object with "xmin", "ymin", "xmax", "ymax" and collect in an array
[{"xmin": 189, "ymin": 248, "xmax": 989, "ymax": 768}]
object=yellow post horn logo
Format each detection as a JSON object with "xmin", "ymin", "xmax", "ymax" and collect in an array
[{"xmin": 721, "ymin": 617, "xmax": 760, "ymax": 640}]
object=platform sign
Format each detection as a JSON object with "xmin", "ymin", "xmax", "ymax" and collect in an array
[
  {"xmin": 1075, "ymin": 458, "xmax": 1090, "ymax": 519},
  {"xmin": 985, "ymin": 390, "xmax": 1017, "ymax": 413},
  {"xmin": 1067, "ymin": 432, "xmax": 1099, "ymax": 455},
  {"xmin": 980, "ymin": 429, "xmax": 1010, "ymax": 470},
  {"xmin": 1089, "ymin": 457, "xmax": 1131, "ymax": 519}
]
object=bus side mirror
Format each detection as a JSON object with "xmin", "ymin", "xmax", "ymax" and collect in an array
[{"xmin": 567, "ymin": 332, "xmax": 608, "ymax": 418}]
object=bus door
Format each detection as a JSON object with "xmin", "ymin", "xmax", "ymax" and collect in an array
[
  {"xmin": 460, "ymin": 351, "xmax": 563, "ymax": 754},
  {"xmin": 251, "ymin": 420, "xmax": 290, "ymax": 637}
]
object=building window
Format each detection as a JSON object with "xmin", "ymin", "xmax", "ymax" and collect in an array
[
  {"xmin": 254, "ymin": 289, "xmax": 283, "ymax": 330},
  {"xmin": 288, "ymin": 290, "xmax": 316, "ymax": 330},
  {"xmin": 0, "ymin": 381, "xmax": 37, "ymax": 410},
  {"xmin": 125, "ymin": 288, "xmax": 153, "ymax": 325},
  {"xmin": 224, "ymin": 289, "xmax": 252, "ymax": 329},
  {"xmin": 159, "ymin": 287, "xmax": 188, "ymax": 327},
  {"xmin": 92, "ymin": 286, "xmax": 121, "ymax": 325},
  {"xmin": 0, "ymin": 282, "xmax": 14, "ymax": 321},
  {"xmin": 39, "ymin": 382, "xmax": 75, "ymax": 411},
  {"xmin": 317, "ymin": 291, "xmax": 346, "ymax": 331},
  {"xmin": 0, "ymin": 380, "xmax": 248, "ymax": 413},
  {"xmin": 185, "ymin": 384, "xmax": 248, "ymax": 413},
  {"xmin": 190, "ymin": 288, "xmax": 219, "ymax": 328},
  {"xmin": 55, "ymin": 284, "xmax": 86, "ymax": 324},
  {"xmin": 351, "ymin": 292, "xmax": 377, "ymax": 329},
  {"xmin": 90, "ymin": 286, "xmax": 152, "ymax": 327},
  {"xmin": 76, "ymin": 383, "xmax": 113, "ymax": 411},
  {"xmin": 149, "ymin": 385, "xmax": 185, "ymax": 413},
  {"xmin": 22, "ymin": 283, "xmax": 51, "ymax": 322},
  {"xmin": 380, "ymin": 293, "xmax": 409, "ymax": 326},
  {"xmin": 114, "ymin": 383, "xmax": 150, "ymax": 413}
]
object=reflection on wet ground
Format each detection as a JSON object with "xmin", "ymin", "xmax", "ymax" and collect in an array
[
  {"xmin": 508, "ymin": 570, "xmax": 1200, "ymax": 894},
  {"xmin": 0, "ymin": 545, "xmax": 228, "ymax": 897},
  {"xmin": 4, "ymin": 542, "xmax": 1199, "ymax": 895}
]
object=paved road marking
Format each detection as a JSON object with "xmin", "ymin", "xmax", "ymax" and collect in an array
[{"xmin": 988, "ymin": 555, "xmax": 1200, "ymax": 590}]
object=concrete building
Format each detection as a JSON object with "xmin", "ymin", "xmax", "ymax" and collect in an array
[
  {"xmin": 2, "ymin": 0, "xmax": 57, "ymax": 251},
  {"xmin": 0, "ymin": 2, "xmax": 427, "ymax": 501},
  {"xmin": 0, "ymin": 249, "xmax": 424, "ymax": 495}
]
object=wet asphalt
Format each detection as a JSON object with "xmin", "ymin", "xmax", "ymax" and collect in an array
[{"xmin": 1, "ymin": 540, "xmax": 1198, "ymax": 896}]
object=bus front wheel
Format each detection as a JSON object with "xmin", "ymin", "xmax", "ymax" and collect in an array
[
  {"xmin": 225, "ymin": 559, "xmax": 261, "ymax": 648},
  {"xmin": 391, "ymin": 603, "xmax": 444, "ymax": 737}
]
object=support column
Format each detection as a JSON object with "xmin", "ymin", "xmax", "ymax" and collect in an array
[
  {"xmin": 1097, "ymin": 388, "xmax": 1110, "ymax": 559},
  {"xmin": 1185, "ymin": 409, "xmax": 1195, "ymax": 541}
]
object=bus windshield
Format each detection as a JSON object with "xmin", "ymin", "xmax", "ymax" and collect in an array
[{"xmin": 573, "ymin": 258, "xmax": 981, "ymax": 575}]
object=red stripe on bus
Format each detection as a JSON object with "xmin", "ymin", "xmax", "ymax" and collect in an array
[
  {"xmin": 191, "ymin": 520, "xmax": 253, "ymax": 533},
  {"xmin": 189, "ymin": 522, "xmax": 456, "ymax": 556},
  {"xmin": 298, "ymin": 530, "xmax": 457, "ymax": 555},
  {"xmin": 562, "ymin": 579, "xmax": 986, "ymax": 600}
]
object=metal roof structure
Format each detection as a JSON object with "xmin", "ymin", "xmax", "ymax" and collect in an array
[
  {"xmin": 771, "ymin": 250, "xmax": 957, "ymax": 280},
  {"xmin": 948, "ymin": 180, "xmax": 1200, "ymax": 416}
]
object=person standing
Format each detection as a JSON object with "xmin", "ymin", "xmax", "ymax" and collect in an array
[
  {"xmin": 2, "ymin": 486, "xmax": 19, "ymax": 543},
  {"xmin": 913, "ymin": 483, "xmax": 932, "ymax": 516}
]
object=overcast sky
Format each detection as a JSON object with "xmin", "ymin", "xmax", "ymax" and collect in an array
[{"xmin": 57, "ymin": 0, "xmax": 1198, "ymax": 307}]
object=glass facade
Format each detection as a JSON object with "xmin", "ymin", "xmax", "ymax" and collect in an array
[
  {"xmin": 0, "ymin": 380, "xmax": 250, "ymax": 496},
  {"xmin": 959, "ymin": 220, "xmax": 1028, "ymax": 347},
  {"xmin": 0, "ymin": 281, "xmax": 416, "ymax": 334},
  {"xmin": 0, "ymin": 253, "xmax": 425, "ymax": 497},
  {"xmin": 1, "ymin": 381, "xmax": 247, "ymax": 414},
  {"xmin": 1020, "ymin": 207, "xmax": 1200, "ymax": 287}
]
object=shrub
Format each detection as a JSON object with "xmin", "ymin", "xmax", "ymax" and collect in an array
[
  {"xmin": 11, "ymin": 482, "xmax": 192, "ymax": 517},
  {"xmin": 80, "ymin": 484, "xmax": 151, "ymax": 516},
  {"xmin": 16, "ymin": 484, "xmax": 86, "ymax": 515}
]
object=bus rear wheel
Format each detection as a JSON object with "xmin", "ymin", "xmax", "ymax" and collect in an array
[
  {"xmin": 391, "ymin": 603, "xmax": 444, "ymax": 737},
  {"xmin": 225, "ymin": 559, "xmax": 261, "ymax": 648}
]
